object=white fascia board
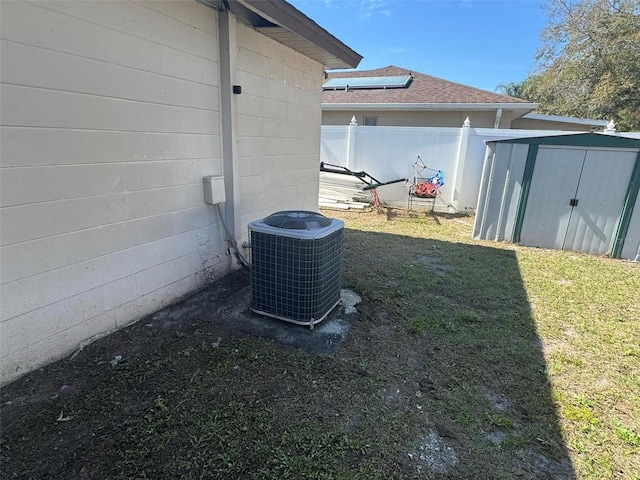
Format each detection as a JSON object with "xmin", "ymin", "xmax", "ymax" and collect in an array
[
  {"xmin": 522, "ymin": 113, "xmax": 608, "ymax": 126},
  {"xmin": 322, "ymin": 103, "xmax": 539, "ymax": 111},
  {"xmin": 236, "ymin": 0, "xmax": 362, "ymax": 68}
]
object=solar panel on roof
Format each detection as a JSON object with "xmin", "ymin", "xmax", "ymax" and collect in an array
[{"xmin": 322, "ymin": 75, "xmax": 412, "ymax": 90}]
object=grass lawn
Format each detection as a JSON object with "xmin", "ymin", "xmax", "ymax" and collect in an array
[{"xmin": 1, "ymin": 208, "xmax": 638, "ymax": 479}]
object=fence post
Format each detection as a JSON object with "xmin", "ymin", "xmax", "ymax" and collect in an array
[
  {"xmin": 604, "ymin": 120, "xmax": 616, "ymax": 134},
  {"xmin": 451, "ymin": 117, "xmax": 471, "ymax": 212},
  {"xmin": 346, "ymin": 116, "xmax": 357, "ymax": 170}
]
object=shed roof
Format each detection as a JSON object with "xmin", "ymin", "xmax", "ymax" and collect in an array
[
  {"xmin": 322, "ymin": 66, "xmax": 536, "ymax": 106},
  {"xmin": 487, "ymin": 132, "xmax": 640, "ymax": 149}
]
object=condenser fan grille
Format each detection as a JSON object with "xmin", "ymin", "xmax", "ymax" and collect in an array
[{"xmin": 248, "ymin": 211, "xmax": 344, "ymax": 328}]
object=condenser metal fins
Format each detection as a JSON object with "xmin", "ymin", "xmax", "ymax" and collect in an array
[{"xmin": 248, "ymin": 211, "xmax": 344, "ymax": 329}]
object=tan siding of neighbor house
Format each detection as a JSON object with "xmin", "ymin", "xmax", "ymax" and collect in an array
[
  {"xmin": 235, "ymin": 22, "xmax": 324, "ymax": 241},
  {"xmin": 322, "ymin": 110, "xmax": 503, "ymax": 128},
  {"xmin": 0, "ymin": 0, "xmax": 227, "ymax": 384}
]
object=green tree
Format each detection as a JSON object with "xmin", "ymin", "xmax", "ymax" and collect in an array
[
  {"xmin": 506, "ymin": 0, "xmax": 640, "ymax": 131},
  {"xmin": 495, "ymin": 76, "xmax": 543, "ymax": 100}
]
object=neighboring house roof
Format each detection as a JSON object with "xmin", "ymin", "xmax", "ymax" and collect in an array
[
  {"xmin": 202, "ymin": 0, "xmax": 362, "ymax": 69},
  {"xmin": 322, "ymin": 66, "xmax": 538, "ymax": 111}
]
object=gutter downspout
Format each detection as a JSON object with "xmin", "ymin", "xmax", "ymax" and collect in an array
[
  {"xmin": 493, "ymin": 108, "xmax": 503, "ymax": 129},
  {"xmin": 218, "ymin": 10, "xmax": 241, "ymax": 246}
]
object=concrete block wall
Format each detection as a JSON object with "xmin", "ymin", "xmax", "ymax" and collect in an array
[
  {"xmin": 235, "ymin": 22, "xmax": 324, "ymax": 238},
  {"xmin": 0, "ymin": 0, "xmax": 228, "ymax": 384}
]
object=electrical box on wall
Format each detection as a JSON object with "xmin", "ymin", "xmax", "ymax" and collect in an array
[{"xmin": 203, "ymin": 176, "xmax": 226, "ymax": 204}]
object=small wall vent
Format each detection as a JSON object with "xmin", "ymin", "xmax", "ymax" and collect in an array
[{"xmin": 248, "ymin": 211, "xmax": 344, "ymax": 329}]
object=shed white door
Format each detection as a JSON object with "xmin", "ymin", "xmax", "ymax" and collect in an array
[
  {"xmin": 520, "ymin": 147, "xmax": 584, "ymax": 250},
  {"xmin": 520, "ymin": 146, "xmax": 637, "ymax": 255}
]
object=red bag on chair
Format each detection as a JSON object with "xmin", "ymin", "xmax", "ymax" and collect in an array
[{"xmin": 414, "ymin": 181, "xmax": 438, "ymax": 198}]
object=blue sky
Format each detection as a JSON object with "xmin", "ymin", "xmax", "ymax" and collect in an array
[{"xmin": 288, "ymin": 0, "xmax": 548, "ymax": 92}]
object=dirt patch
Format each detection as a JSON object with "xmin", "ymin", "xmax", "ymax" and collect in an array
[
  {"xmin": 413, "ymin": 254, "xmax": 454, "ymax": 277},
  {"xmin": 484, "ymin": 387, "xmax": 511, "ymax": 411},
  {"xmin": 408, "ymin": 429, "xmax": 459, "ymax": 474}
]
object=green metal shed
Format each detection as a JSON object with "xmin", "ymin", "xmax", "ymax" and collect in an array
[{"xmin": 473, "ymin": 133, "xmax": 640, "ymax": 260}]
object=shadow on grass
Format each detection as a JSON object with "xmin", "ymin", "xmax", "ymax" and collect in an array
[
  {"xmin": 0, "ymin": 222, "xmax": 576, "ymax": 479},
  {"xmin": 342, "ymin": 225, "xmax": 576, "ymax": 478}
]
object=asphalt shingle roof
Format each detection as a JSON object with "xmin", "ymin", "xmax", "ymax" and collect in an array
[{"xmin": 322, "ymin": 66, "xmax": 530, "ymax": 105}]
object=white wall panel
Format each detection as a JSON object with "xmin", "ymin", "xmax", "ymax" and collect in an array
[
  {"xmin": 1, "ymin": 1, "xmax": 217, "ymax": 86},
  {"xmin": 1, "ymin": 158, "xmax": 216, "ymax": 207},
  {"xmin": 0, "ymin": 0, "xmax": 225, "ymax": 385},
  {"xmin": 2, "ymin": 85, "xmax": 218, "ymax": 134},
  {"xmin": 1, "ymin": 127, "xmax": 219, "ymax": 167},
  {"xmin": 30, "ymin": 0, "xmax": 218, "ymax": 60},
  {"xmin": 1, "ymin": 225, "xmax": 218, "ymax": 321},
  {"xmin": 2, "ymin": 40, "xmax": 219, "ymax": 111},
  {"xmin": 1, "ymin": 205, "xmax": 218, "ymax": 285},
  {"xmin": 353, "ymin": 126, "xmax": 461, "ymax": 207},
  {"xmin": 319, "ymin": 125, "xmax": 573, "ymax": 211},
  {"xmin": 1, "ymin": 233, "xmax": 227, "ymax": 362},
  {"xmin": 460, "ymin": 130, "xmax": 498, "ymax": 211},
  {"xmin": 2, "ymin": 253, "xmax": 227, "ymax": 382},
  {"xmin": 235, "ymin": 22, "xmax": 323, "ymax": 238},
  {"xmin": 2, "ymin": 184, "xmax": 204, "ymax": 245},
  {"xmin": 320, "ymin": 126, "xmax": 349, "ymax": 166},
  {"xmin": 134, "ymin": 1, "xmax": 217, "ymax": 35}
]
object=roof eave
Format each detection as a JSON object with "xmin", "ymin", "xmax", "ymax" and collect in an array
[
  {"xmin": 237, "ymin": 0, "xmax": 362, "ymax": 69},
  {"xmin": 322, "ymin": 102, "xmax": 539, "ymax": 111}
]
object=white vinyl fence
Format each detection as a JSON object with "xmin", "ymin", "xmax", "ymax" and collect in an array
[{"xmin": 320, "ymin": 118, "xmax": 573, "ymax": 212}]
